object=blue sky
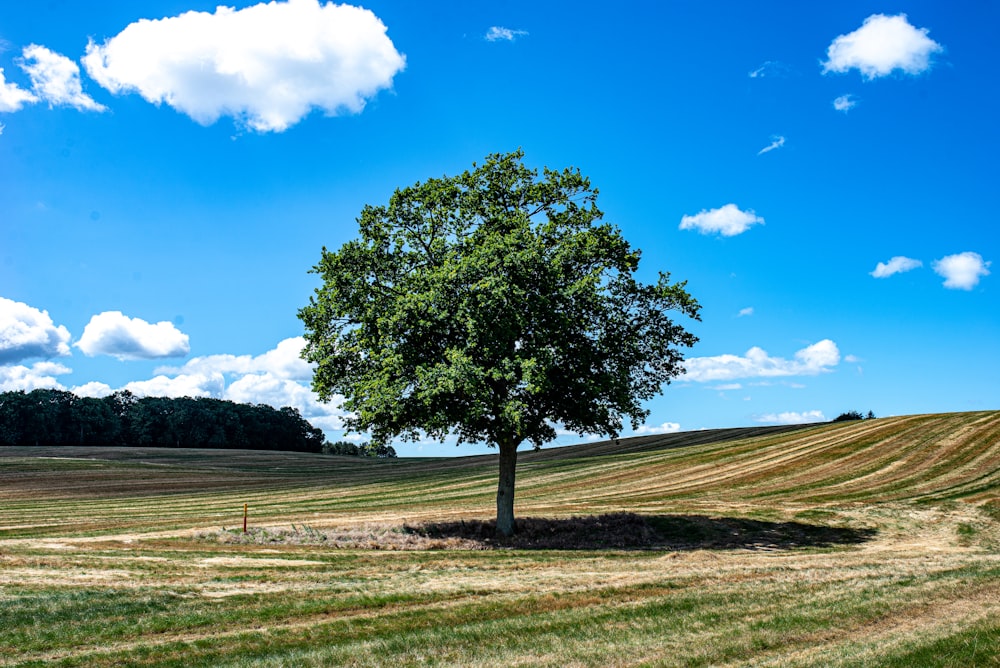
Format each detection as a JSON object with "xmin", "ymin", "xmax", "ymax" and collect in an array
[{"xmin": 2, "ymin": 1, "xmax": 997, "ymax": 456}]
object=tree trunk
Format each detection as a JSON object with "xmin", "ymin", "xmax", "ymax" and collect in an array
[{"xmin": 495, "ymin": 439, "xmax": 519, "ymax": 537}]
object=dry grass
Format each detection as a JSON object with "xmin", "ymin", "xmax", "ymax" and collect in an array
[{"xmin": 0, "ymin": 411, "xmax": 998, "ymax": 666}]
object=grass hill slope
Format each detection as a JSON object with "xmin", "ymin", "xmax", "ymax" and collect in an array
[{"xmin": 0, "ymin": 411, "xmax": 998, "ymax": 667}]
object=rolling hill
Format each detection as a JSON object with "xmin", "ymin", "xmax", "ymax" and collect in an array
[{"xmin": 0, "ymin": 411, "xmax": 997, "ymax": 666}]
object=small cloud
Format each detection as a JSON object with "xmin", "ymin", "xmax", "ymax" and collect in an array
[
  {"xmin": 156, "ymin": 336, "xmax": 313, "ymax": 381},
  {"xmin": 833, "ymin": 94, "xmax": 857, "ymax": 112},
  {"xmin": 757, "ymin": 135, "xmax": 786, "ymax": 155},
  {"xmin": 933, "ymin": 252, "xmax": 991, "ymax": 290},
  {"xmin": 0, "ymin": 297, "xmax": 72, "ymax": 364},
  {"xmin": 737, "ymin": 307, "xmax": 754, "ymax": 318},
  {"xmin": 0, "ymin": 361, "xmax": 71, "ymax": 392},
  {"xmin": 679, "ymin": 204, "xmax": 764, "ymax": 237},
  {"xmin": 683, "ymin": 340, "xmax": 841, "ymax": 383},
  {"xmin": 19, "ymin": 44, "xmax": 105, "ymax": 111},
  {"xmin": 755, "ymin": 410, "xmax": 826, "ymax": 425},
  {"xmin": 83, "ymin": 0, "xmax": 405, "ymax": 132},
  {"xmin": 633, "ymin": 422, "xmax": 681, "ymax": 435},
  {"xmin": 72, "ymin": 381, "xmax": 115, "ymax": 398},
  {"xmin": 748, "ymin": 61, "xmax": 791, "ymax": 79},
  {"xmin": 75, "ymin": 311, "xmax": 190, "ymax": 360},
  {"xmin": 125, "ymin": 372, "xmax": 225, "ymax": 398},
  {"xmin": 712, "ymin": 383, "xmax": 743, "ymax": 391},
  {"xmin": 485, "ymin": 26, "xmax": 528, "ymax": 42},
  {"xmin": 871, "ymin": 256, "xmax": 922, "ymax": 278},
  {"xmin": 822, "ymin": 14, "xmax": 943, "ymax": 79},
  {"xmin": 844, "ymin": 354, "xmax": 862, "ymax": 364},
  {"xmin": 0, "ymin": 66, "xmax": 38, "ymax": 112}
]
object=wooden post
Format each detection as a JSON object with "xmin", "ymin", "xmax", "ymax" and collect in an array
[{"xmin": 243, "ymin": 503, "xmax": 248, "ymax": 533}]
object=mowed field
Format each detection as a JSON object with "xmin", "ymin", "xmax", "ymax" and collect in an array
[{"xmin": 1, "ymin": 411, "xmax": 999, "ymax": 667}]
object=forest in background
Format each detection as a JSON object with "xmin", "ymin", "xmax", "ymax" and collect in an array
[{"xmin": 0, "ymin": 389, "xmax": 325, "ymax": 452}]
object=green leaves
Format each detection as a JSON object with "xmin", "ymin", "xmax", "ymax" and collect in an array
[{"xmin": 299, "ymin": 150, "xmax": 700, "ymax": 451}]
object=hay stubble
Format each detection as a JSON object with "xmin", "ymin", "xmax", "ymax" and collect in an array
[{"xmin": 1, "ymin": 411, "xmax": 998, "ymax": 666}]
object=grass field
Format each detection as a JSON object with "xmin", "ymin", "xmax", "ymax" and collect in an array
[{"xmin": 1, "ymin": 411, "xmax": 999, "ymax": 666}]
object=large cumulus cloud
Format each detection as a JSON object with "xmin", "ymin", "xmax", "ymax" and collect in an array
[
  {"xmin": 75, "ymin": 311, "xmax": 190, "ymax": 360},
  {"xmin": 0, "ymin": 297, "xmax": 72, "ymax": 364},
  {"xmin": 82, "ymin": 0, "xmax": 405, "ymax": 132}
]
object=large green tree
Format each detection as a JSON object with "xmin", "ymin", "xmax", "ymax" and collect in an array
[{"xmin": 299, "ymin": 151, "xmax": 700, "ymax": 536}]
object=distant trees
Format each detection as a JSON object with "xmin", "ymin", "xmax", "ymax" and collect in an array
[
  {"xmin": 833, "ymin": 410, "xmax": 876, "ymax": 422},
  {"xmin": 323, "ymin": 440, "xmax": 397, "ymax": 458},
  {"xmin": 0, "ymin": 389, "xmax": 324, "ymax": 452}
]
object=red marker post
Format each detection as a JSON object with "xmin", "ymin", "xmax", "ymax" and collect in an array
[{"xmin": 243, "ymin": 503, "xmax": 248, "ymax": 533}]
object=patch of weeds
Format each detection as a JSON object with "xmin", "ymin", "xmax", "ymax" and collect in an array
[
  {"xmin": 980, "ymin": 499, "xmax": 1000, "ymax": 522},
  {"xmin": 199, "ymin": 513, "xmax": 878, "ymax": 552},
  {"xmin": 956, "ymin": 522, "xmax": 978, "ymax": 545},
  {"xmin": 409, "ymin": 513, "xmax": 877, "ymax": 551},
  {"xmin": 794, "ymin": 509, "xmax": 838, "ymax": 522},
  {"xmin": 933, "ymin": 499, "xmax": 961, "ymax": 512},
  {"xmin": 411, "ymin": 513, "xmax": 664, "ymax": 550}
]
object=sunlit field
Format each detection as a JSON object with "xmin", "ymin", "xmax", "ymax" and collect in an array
[{"xmin": 2, "ymin": 411, "xmax": 999, "ymax": 666}]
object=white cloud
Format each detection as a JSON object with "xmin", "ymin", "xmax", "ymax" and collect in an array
[
  {"xmin": 933, "ymin": 252, "xmax": 991, "ymax": 290},
  {"xmin": 711, "ymin": 383, "xmax": 743, "ymax": 391},
  {"xmin": 737, "ymin": 307, "xmax": 754, "ymax": 318},
  {"xmin": 633, "ymin": 422, "xmax": 681, "ymax": 435},
  {"xmin": 82, "ymin": 0, "xmax": 405, "ymax": 132},
  {"xmin": 0, "ymin": 66, "xmax": 38, "ymax": 111},
  {"xmin": 19, "ymin": 44, "xmax": 105, "ymax": 111},
  {"xmin": 755, "ymin": 410, "xmax": 826, "ymax": 425},
  {"xmin": 748, "ymin": 61, "xmax": 790, "ymax": 79},
  {"xmin": 125, "ymin": 372, "xmax": 225, "ymax": 398},
  {"xmin": 485, "ymin": 26, "xmax": 528, "ymax": 42},
  {"xmin": 75, "ymin": 311, "xmax": 190, "ymax": 360},
  {"xmin": 0, "ymin": 297, "xmax": 72, "ymax": 364},
  {"xmin": 225, "ymin": 372, "xmax": 346, "ymax": 431},
  {"xmin": 871, "ymin": 256, "xmax": 922, "ymax": 278},
  {"xmin": 679, "ymin": 204, "xmax": 764, "ymax": 237},
  {"xmin": 72, "ymin": 381, "xmax": 115, "ymax": 398},
  {"xmin": 155, "ymin": 336, "xmax": 312, "ymax": 380},
  {"xmin": 0, "ymin": 361, "xmax": 71, "ymax": 392},
  {"xmin": 833, "ymin": 94, "xmax": 857, "ymax": 112},
  {"xmin": 822, "ymin": 14, "xmax": 943, "ymax": 79},
  {"xmin": 795, "ymin": 339, "xmax": 840, "ymax": 369},
  {"xmin": 107, "ymin": 337, "xmax": 346, "ymax": 433},
  {"xmin": 757, "ymin": 135, "xmax": 785, "ymax": 155},
  {"xmin": 683, "ymin": 340, "xmax": 841, "ymax": 382}
]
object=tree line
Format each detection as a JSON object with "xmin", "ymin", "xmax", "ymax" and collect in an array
[
  {"xmin": 0, "ymin": 389, "xmax": 325, "ymax": 452},
  {"xmin": 833, "ymin": 410, "xmax": 876, "ymax": 422}
]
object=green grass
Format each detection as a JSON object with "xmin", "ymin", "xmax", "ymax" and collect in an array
[{"xmin": 875, "ymin": 622, "xmax": 1000, "ymax": 667}]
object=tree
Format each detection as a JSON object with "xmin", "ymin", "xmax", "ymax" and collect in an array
[
  {"xmin": 833, "ymin": 410, "xmax": 876, "ymax": 422},
  {"xmin": 299, "ymin": 151, "xmax": 700, "ymax": 536},
  {"xmin": 324, "ymin": 440, "xmax": 362, "ymax": 456},
  {"xmin": 323, "ymin": 440, "xmax": 397, "ymax": 458}
]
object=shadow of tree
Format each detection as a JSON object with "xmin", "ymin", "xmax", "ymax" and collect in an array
[{"xmin": 404, "ymin": 512, "xmax": 877, "ymax": 551}]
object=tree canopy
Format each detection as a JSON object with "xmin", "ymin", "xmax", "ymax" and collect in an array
[{"xmin": 300, "ymin": 150, "xmax": 700, "ymax": 535}]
